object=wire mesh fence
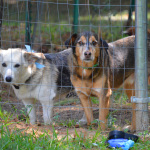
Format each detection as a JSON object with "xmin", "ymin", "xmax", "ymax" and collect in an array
[{"xmin": 0, "ymin": 0, "xmax": 150, "ymax": 133}]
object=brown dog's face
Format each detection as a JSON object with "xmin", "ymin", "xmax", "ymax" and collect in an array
[
  {"xmin": 76, "ymin": 35, "xmax": 99, "ymax": 62},
  {"xmin": 65, "ymin": 31, "xmax": 108, "ymax": 63}
]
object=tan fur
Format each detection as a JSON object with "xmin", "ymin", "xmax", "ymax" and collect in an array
[
  {"xmin": 71, "ymin": 73, "xmax": 111, "ymax": 127},
  {"xmin": 75, "ymin": 36, "xmax": 99, "ymax": 69}
]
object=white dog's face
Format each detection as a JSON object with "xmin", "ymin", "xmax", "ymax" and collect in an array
[{"xmin": 0, "ymin": 48, "xmax": 45, "ymax": 84}]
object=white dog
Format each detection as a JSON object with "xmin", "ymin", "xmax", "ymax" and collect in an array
[{"xmin": 0, "ymin": 48, "xmax": 72, "ymax": 124}]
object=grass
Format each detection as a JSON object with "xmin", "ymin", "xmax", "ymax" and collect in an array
[
  {"xmin": 2, "ymin": 10, "xmax": 150, "ymax": 50},
  {"xmin": 111, "ymin": 89, "xmax": 128, "ymax": 105},
  {"xmin": 2, "ymin": 19, "xmax": 127, "ymax": 45},
  {"xmin": 56, "ymin": 119, "xmax": 77, "ymax": 128},
  {"xmin": 54, "ymin": 98, "xmax": 80, "ymax": 106},
  {"xmin": 0, "ymin": 108, "xmax": 150, "ymax": 150},
  {"xmin": 0, "ymin": 127, "xmax": 108, "ymax": 150},
  {"xmin": 0, "ymin": 109, "xmax": 109, "ymax": 149},
  {"xmin": 54, "ymin": 90, "xmax": 128, "ymax": 107}
]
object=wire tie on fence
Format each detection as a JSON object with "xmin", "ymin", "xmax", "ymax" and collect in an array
[
  {"xmin": 131, "ymin": 96, "xmax": 150, "ymax": 103},
  {"xmin": 25, "ymin": 45, "xmax": 45, "ymax": 69}
]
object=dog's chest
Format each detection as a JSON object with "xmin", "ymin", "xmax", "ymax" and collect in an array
[
  {"xmin": 71, "ymin": 75, "xmax": 106, "ymax": 97},
  {"xmin": 12, "ymin": 84, "xmax": 57, "ymax": 100},
  {"xmin": 13, "ymin": 85, "xmax": 36, "ymax": 99},
  {"xmin": 83, "ymin": 69, "xmax": 92, "ymax": 77},
  {"xmin": 77, "ymin": 69, "xmax": 93, "ymax": 78}
]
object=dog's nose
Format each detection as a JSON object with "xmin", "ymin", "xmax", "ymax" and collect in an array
[
  {"xmin": 6, "ymin": 76, "xmax": 12, "ymax": 82},
  {"xmin": 84, "ymin": 51, "xmax": 91, "ymax": 58}
]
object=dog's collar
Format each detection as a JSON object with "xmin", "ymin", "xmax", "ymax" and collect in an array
[
  {"xmin": 13, "ymin": 84, "xmax": 20, "ymax": 89},
  {"xmin": 79, "ymin": 63, "xmax": 99, "ymax": 70},
  {"xmin": 12, "ymin": 76, "xmax": 32, "ymax": 90}
]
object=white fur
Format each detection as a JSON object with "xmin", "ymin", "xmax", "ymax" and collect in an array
[
  {"xmin": 0, "ymin": 48, "xmax": 57, "ymax": 125},
  {"xmin": 83, "ymin": 69, "xmax": 86, "ymax": 76},
  {"xmin": 93, "ymin": 87, "xmax": 102, "ymax": 93}
]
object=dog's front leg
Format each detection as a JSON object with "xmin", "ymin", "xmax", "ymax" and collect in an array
[
  {"xmin": 77, "ymin": 91, "xmax": 93, "ymax": 125},
  {"xmin": 99, "ymin": 89, "xmax": 111, "ymax": 130},
  {"xmin": 40, "ymin": 100, "xmax": 53, "ymax": 125},
  {"xmin": 22, "ymin": 99, "xmax": 36, "ymax": 124}
]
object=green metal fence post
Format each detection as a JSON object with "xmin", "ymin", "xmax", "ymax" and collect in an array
[
  {"xmin": 135, "ymin": 0, "xmax": 149, "ymax": 131},
  {"xmin": 73, "ymin": 0, "xmax": 79, "ymax": 33},
  {"xmin": 25, "ymin": 0, "xmax": 32, "ymax": 46},
  {"xmin": 128, "ymin": 0, "xmax": 135, "ymax": 21}
]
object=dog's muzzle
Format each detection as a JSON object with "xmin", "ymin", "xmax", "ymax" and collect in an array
[{"xmin": 84, "ymin": 51, "xmax": 92, "ymax": 60}]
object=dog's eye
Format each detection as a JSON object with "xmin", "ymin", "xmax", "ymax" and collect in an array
[
  {"xmin": 2, "ymin": 63, "xmax": 7, "ymax": 67},
  {"xmin": 92, "ymin": 41, "xmax": 97, "ymax": 46},
  {"xmin": 78, "ymin": 41, "xmax": 84, "ymax": 46},
  {"xmin": 14, "ymin": 64, "xmax": 20, "ymax": 68}
]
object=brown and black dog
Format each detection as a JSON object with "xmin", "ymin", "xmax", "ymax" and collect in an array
[{"xmin": 65, "ymin": 31, "xmax": 150, "ymax": 131}]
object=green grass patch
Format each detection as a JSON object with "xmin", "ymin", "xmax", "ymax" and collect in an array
[
  {"xmin": 0, "ymin": 127, "xmax": 108, "ymax": 150},
  {"xmin": 56, "ymin": 119, "xmax": 77, "ymax": 128},
  {"xmin": 111, "ymin": 89, "xmax": 128, "ymax": 105},
  {"xmin": 0, "ymin": 121, "xmax": 150, "ymax": 150},
  {"xmin": 91, "ymin": 97, "xmax": 99, "ymax": 104},
  {"xmin": 54, "ymin": 98, "xmax": 80, "ymax": 106}
]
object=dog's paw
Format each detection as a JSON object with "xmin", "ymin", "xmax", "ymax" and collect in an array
[
  {"xmin": 75, "ymin": 118, "xmax": 87, "ymax": 128},
  {"xmin": 76, "ymin": 113, "xmax": 87, "ymax": 126}
]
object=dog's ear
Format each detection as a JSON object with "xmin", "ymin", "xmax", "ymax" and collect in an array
[
  {"xmin": 24, "ymin": 52, "xmax": 45, "ymax": 64},
  {"xmin": 100, "ymin": 38, "xmax": 109, "ymax": 53},
  {"xmin": 65, "ymin": 33, "xmax": 78, "ymax": 48}
]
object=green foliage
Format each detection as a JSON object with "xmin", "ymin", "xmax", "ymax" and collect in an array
[
  {"xmin": 58, "ymin": 119, "xmax": 76, "ymax": 128},
  {"xmin": 91, "ymin": 97, "xmax": 99, "ymax": 104},
  {"xmin": 0, "ymin": 108, "xmax": 13, "ymax": 125},
  {"xmin": 111, "ymin": 89, "xmax": 128, "ymax": 105},
  {"xmin": 107, "ymin": 113, "xmax": 117, "ymax": 129}
]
